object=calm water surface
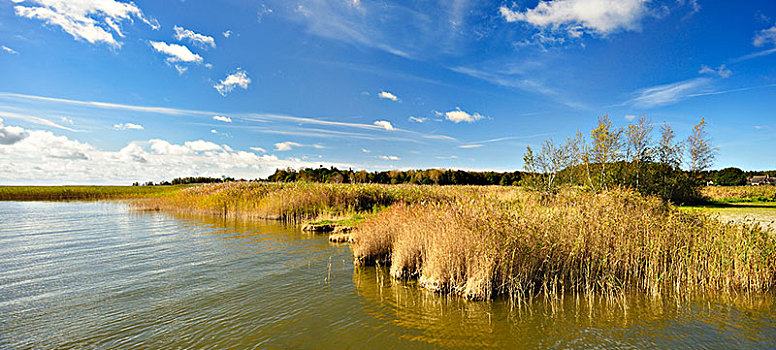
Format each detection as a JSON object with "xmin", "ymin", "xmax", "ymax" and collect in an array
[{"xmin": 1, "ymin": 201, "xmax": 775, "ymax": 349}]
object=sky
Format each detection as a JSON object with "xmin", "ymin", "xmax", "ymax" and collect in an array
[{"xmin": 0, "ymin": 0, "xmax": 774, "ymax": 185}]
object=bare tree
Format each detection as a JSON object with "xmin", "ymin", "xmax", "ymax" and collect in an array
[
  {"xmin": 626, "ymin": 114, "xmax": 653, "ymax": 189},
  {"xmin": 522, "ymin": 137, "xmax": 578, "ymax": 194},
  {"xmin": 590, "ymin": 114, "xmax": 624, "ymax": 190},
  {"xmin": 657, "ymin": 122, "xmax": 682, "ymax": 168},
  {"xmin": 686, "ymin": 117, "xmax": 716, "ymax": 173}
]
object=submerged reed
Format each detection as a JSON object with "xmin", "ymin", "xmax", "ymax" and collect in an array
[{"xmin": 352, "ymin": 188, "xmax": 776, "ymax": 300}]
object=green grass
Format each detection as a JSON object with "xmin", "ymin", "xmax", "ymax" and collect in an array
[{"xmin": 0, "ymin": 185, "xmax": 188, "ymax": 201}]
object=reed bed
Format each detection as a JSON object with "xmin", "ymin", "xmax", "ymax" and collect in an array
[
  {"xmin": 352, "ymin": 188, "xmax": 776, "ymax": 301},
  {"xmin": 0, "ymin": 185, "xmax": 186, "ymax": 201},
  {"xmin": 702, "ymin": 186, "xmax": 776, "ymax": 203},
  {"xmin": 135, "ymin": 181, "xmax": 488, "ymax": 222}
]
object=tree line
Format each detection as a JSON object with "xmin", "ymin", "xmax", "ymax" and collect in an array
[
  {"xmin": 267, "ymin": 167, "xmax": 524, "ymax": 186},
  {"xmin": 521, "ymin": 114, "xmax": 716, "ymax": 203}
]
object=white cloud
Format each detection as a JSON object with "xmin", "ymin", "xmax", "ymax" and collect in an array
[
  {"xmin": 250, "ymin": 146, "xmax": 266, "ymax": 153},
  {"xmin": 214, "ymin": 69, "xmax": 251, "ymax": 96},
  {"xmin": 210, "ymin": 129, "xmax": 218, "ymax": 134},
  {"xmin": 699, "ymin": 64, "xmax": 732, "ymax": 78},
  {"xmin": 174, "ymin": 65, "xmax": 188, "ymax": 75},
  {"xmin": 624, "ymin": 115, "xmax": 636, "ymax": 121},
  {"xmin": 213, "ymin": 115, "xmax": 232, "ymax": 123},
  {"xmin": 0, "ymin": 122, "xmax": 340, "ymax": 184},
  {"xmin": 500, "ymin": 0, "xmax": 649, "ymax": 37},
  {"xmin": 222, "ymin": 30, "xmax": 232, "ymax": 38},
  {"xmin": 257, "ymin": 4, "xmax": 273, "ymax": 23},
  {"xmin": 378, "ymin": 91, "xmax": 399, "ymax": 101},
  {"xmin": 458, "ymin": 144, "xmax": 483, "ymax": 149},
  {"xmin": 1, "ymin": 45, "xmax": 18, "ymax": 54},
  {"xmin": 113, "ymin": 122, "xmax": 143, "ymax": 130},
  {"xmin": 185, "ymin": 140, "xmax": 221, "ymax": 152},
  {"xmin": 274, "ymin": 141, "xmax": 302, "ymax": 151},
  {"xmin": 0, "ymin": 118, "xmax": 28, "ymax": 145},
  {"xmin": 373, "ymin": 120, "xmax": 394, "ymax": 130},
  {"xmin": 444, "ymin": 108, "xmax": 485, "ymax": 123},
  {"xmin": 408, "ymin": 116, "xmax": 427, "ymax": 123},
  {"xmin": 312, "ymin": 144, "xmax": 325, "ymax": 149},
  {"xmin": 14, "ymin": 0, "xmax": 158, "ymax": 47},
  {"xmin": 754, "ymin": 25, "xmax": 776, "ymax": 47},
  {"xmin": 631, "ymin": 78, "xmax": 709, "ymax": 107},
  {"xmin": 149, "ymin": 41, "xmax": 203, "ymax": 63},
  {"xmin": 379, "ymin": 155, "xmax": 400, "ymax": 161},
  {"xmin": 60, "ymin": 116, "xmax": 74, "ymax": 125},
  {"xmin": 173, "ymin": 26, "xmax": 215, "ymax": 48},
  {"xmin": 361, "ymin": 148, "xmax": 370, "ymax": 153}
]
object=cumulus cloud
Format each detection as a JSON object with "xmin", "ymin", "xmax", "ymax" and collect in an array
[
  {"xmin": 445, "ymin": 108, "xmax": 486, "ymax": 123},
  {"xmin": 408, "ymin": 116, "xmax": 427, "ymax": 123},
  {"xmin": 13, "ymin": 0, "xmax": 158, "ymax": 47},
  {"xmin": 500, "ymin": 0, "xmax": 649, "ymax": 37},
  {"xmin": 113, "ymin": 122, "xmax": 143, "ymax": 130},
  {"xmin": 213, "ymin": 115, "xmax": 232, "ymax": 123},
  {"xmin": 214, "ymin": 69, "xmax": 251, "ymax": 96},
  {"xmin": 149, "ymin": 41, "xmax": 203, "ymax": 63},
  {"xmin": 1, "ymin": 45, "xmax": 18, "ymax": 54},
  {"xmin": 624, "ymin": 114, "xmax": 636, "ymax": 121},
  {"xmin": 373, "ymin": 120, "xmax": 394, "ymax": 130},
  {"xmin": 173, "ymin": 26, "xmax": 215, "ymax": 48},
  {"xmin": 222, "ymin": 30, "xmax": 232, "ymax": 38},
  {"xmin": 274, "ymin": 141, "xmax": 302, "ymax": 151},
  {"xmin": 699, "ymin": 64, "xmax": 732, "ymax": 78},
  {"xmin": 361, "ymin": 148, "xmax": 370, "ymax": 153},
  {"xmin": 379, "ymin": 155, "xmax": 400, "ymax": 161},
  {"xmin": 0, "ymin": 118, "xmax": 28, "ymax": 145},
  {"xmin": 378, "ymin": 91, "xmax": 399, "ymax": 101},
  {"xmin": 0, "ymin": 121, "xmax": 325, "ymax": 184}
]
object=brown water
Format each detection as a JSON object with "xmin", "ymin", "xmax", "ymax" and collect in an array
[{"xmin": 1, "ymin": 201, "xmax": 775, "ymax": 349}]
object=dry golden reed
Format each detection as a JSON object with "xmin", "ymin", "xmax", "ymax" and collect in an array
[{"xmin": 352, "ymin": 188, "xmax": 776, "ymax": 301}]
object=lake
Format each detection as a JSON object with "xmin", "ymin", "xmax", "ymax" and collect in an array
[{"xmin": 2, "ymin": 201, "xmax": 775, "ymax": 349}]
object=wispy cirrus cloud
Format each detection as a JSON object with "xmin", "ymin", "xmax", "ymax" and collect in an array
[
  {"xmin": 630, "ymin": 77, "xmax": 711, "ymax": 108},
  {"xmin": 1, "ymin": 45, "xmax": 18, "ymax": 55},
  {"xmin": 13, "ymin": 0, "xmax": 159, "ymax": 47},
  {"xmin": 699, "ymin": 64, "xmax": 732, "ymax": 78},
  {"xmin": 733, "ymin": 24, "xmax": 776, "ymax": 62}
]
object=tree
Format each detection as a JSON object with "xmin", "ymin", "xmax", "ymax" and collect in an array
[
  {"xmin": 657, "ymin": 122, "xmax": 682, "ymax": 168},
  {"xmin": 626, "ymin": 114, "xmax": 653, "ymax": 190},
  {"xmin": 687, "ymin": 118, "xmax": 716, "ymax": 174},
  {"xmin": 590, "ymin": 114, "xmax": 624, "ymax": 190},
  {"xmin": 714, "ymin": 167, "xmax": 746, "ymax": 186}
]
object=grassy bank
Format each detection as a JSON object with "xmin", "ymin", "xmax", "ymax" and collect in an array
[
  {"xmin": 702, "ymin": 186, "xmax": 776, "ymax": 204},
  {"xmin": 0, "ymin": 185, "xmax": 187, "ymax": 201}
]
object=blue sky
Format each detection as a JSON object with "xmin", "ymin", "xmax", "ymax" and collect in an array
[{"xmin": 0, "ymin": 0, "xmax": 774, "ymax": 184}]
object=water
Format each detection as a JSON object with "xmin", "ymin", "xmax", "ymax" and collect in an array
[{"xmin": 1, "ymin": 201, "xmax": 775, "ymax": 349}]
